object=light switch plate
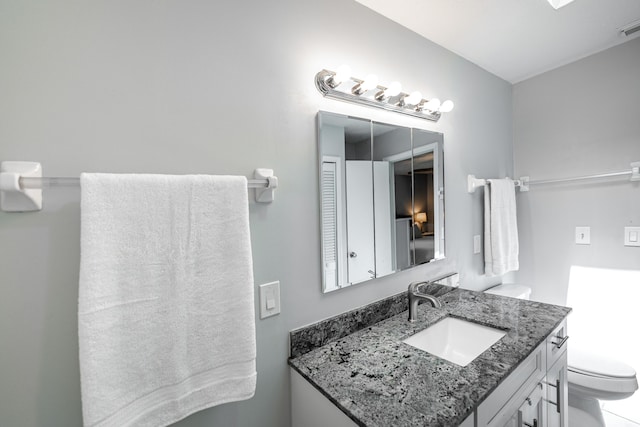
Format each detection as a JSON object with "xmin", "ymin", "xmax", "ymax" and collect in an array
[
  {"xmin": 259, "ymin": 281, "xmax": 281, "ymax": 319},
  {"xmin": 575, "ymin": 227, "xmax": 591, "ymax": 245},
  {"xmin": 473, "ymin": 235, "xmax": 481, "ymax": 254},
  {"xmin": 624, "ymin": 227, "xmax": 640, "ymax": 247}
]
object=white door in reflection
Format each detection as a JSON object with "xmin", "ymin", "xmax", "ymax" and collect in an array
[{"xmin": 346, "ymin": 161, "xmax": 375, "ymax": 284}]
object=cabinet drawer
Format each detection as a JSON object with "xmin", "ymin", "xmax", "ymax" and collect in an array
[
  {"xmin": 547, "ymin": 319, "xmax": 569, "ymax": 368},
  {"xmin": 477, "ymin": 342, "xmax": 546, "ymax": 427}
]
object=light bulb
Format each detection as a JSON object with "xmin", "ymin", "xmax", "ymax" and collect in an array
[
  {"xmin": 439, "ymin": 100, "xmax": 454, "ymax": 113},
  {"xmin": 423, "ymin": 98, "xmax": 441, "ymax": 112},
  {"xmin": 353, "ymin": 74, "xmax": 379, "ymax": 95},
  {"xmin": 384, "ymin": 81, "xmax": 402, "ymax": 98},
  {"xmin": 332, "ymin": 64, "xmax": 352, "ymax": 86},
  {"xmin": 360, "ymin": 74, "xmax": 379, "ymax": 91},
  {"xmin": 403, "ymin": 91, "xmax": 422, "ymax": 106}
]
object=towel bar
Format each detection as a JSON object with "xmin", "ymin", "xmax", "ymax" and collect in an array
[
  {"xmin": 468, "ymin": 161, "xmax": 639, "ymax": 194},
  {"xmin": 0, "ymin": 161, "xmax": 278, "ymax": 212}
]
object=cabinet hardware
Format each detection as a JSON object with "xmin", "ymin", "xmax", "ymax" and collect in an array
[
  {"xmin": 555, "ymin": 378, "xmax": 561, "ymax": 414},
  {"xmin": 551, "ymin": 335, "xmax": 569, "ymax": 349},
  {"xmin": 524, "ymin": 420, "xmax": 538, "ymax": 427},
  {"xmin": 349, "ymin": 252, "xmax": 357, "ymax": 258},
  {"xmin": 545, "ymin": 379, "xmax": 561, "ymax": 413},
  {"xmin": 546, "ymin": 380, "xmax": 559, "ymax": 408}
]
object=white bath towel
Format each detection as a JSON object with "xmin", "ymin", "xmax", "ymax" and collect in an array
[
  {"xmin": 484, "ymin": 178, "xmax": 519, "ymax": 276},
  {"xmin": 78, "ymin": 173, "xmax": 256, "ymax": 427}
]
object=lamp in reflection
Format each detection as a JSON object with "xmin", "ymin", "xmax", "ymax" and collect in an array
[
  {"xmin": 414, "ymin": 212, "xmax": 427, "ymax": 232},
  {"xmin": 315, "ymin": 66, "xmax": 454, "ymax": 122}
]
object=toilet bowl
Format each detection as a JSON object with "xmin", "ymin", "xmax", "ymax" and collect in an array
[{"xmin": 484, "ymin": 283, "xmax": 639, "ymax": 427}]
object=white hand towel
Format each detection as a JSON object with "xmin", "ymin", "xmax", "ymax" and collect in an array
[
  {"xmin": 79, "ymin": 173, "xmax": 256, "ymax": 427},
  {"xmin": 484, "ymin": 178, "xmax": 519, "ymax": 276}
]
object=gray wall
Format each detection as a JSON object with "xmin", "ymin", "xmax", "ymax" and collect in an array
[
  {"xmin": 513, "ymin": 37, "xmax": 640, "ymax": 305},
  {"xmin": 0, "ymin": 1, "xmax": 512, "ymax": 426}
]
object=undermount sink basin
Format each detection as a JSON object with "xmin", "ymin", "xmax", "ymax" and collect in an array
[{"xmin": 403, "ymin": 316, "xmax": 506, "ymax": 366}]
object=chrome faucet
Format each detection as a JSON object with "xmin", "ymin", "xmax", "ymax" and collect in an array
[{"xmin": 408, "ymin": 281, "xmax": 442, "ymax": 322}]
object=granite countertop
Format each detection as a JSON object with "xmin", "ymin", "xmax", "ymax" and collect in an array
[{"xmin": 288, "ymin": 286, "xmax": 571, "ymax": 427}]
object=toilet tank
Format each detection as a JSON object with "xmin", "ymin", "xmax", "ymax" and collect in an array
[{"xmin": 484, "ymin": 284, "xmax": 531, "ymax": 300}]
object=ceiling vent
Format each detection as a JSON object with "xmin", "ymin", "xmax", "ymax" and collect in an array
[{"xmin": 620, "ymin": 19, "xmax": 640, "ymax": 37}]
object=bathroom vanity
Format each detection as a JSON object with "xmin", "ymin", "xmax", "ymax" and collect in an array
[{"xmin": 288, "ymin": 285, "xmax": 570, "ymax": 427}]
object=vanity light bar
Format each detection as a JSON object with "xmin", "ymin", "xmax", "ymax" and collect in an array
[{"xmin": 315, "ymin": 68, "xmax": 454, "ymax": 122}]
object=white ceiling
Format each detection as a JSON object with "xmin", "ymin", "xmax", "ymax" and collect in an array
[{"xmin": 354, "ymin": 0, "xmax": 640, "ymax": 83}]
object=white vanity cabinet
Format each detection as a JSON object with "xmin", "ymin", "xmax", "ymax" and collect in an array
[
  {"xmin": 291, "ymin": 369, "xmax": 357, "ymax": 427},
  {"xmin": 477, "ymin": 319, "xmax": 569, "ymax": 427},
  {"xmin": 476, "ymin": 342, "xmax": 546, "ymax": 427},
  {"xmin": 290, "ymin": 318, "xmax": 569, "ymax": 427}
]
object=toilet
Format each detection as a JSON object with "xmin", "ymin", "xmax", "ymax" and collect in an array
[
  {"xmin": 484, "ymin": 283, "xmax": 531, "ymax": 300},
  {"xmin": 484, "ymin": 283, "xmax": 639, "ymax": 427}
]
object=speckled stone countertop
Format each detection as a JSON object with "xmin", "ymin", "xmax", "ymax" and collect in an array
[{"xmin": 288, "ymin": 286, "xmax": 571, "ymax": 427}]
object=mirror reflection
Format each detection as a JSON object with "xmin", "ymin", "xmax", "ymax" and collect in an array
[{"xmin": 318, "ymin": 112, "xmax": 444, "ymax": 293}]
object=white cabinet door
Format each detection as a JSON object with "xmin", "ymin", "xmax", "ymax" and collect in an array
[
  {"xmin": 517, "ymin": 382, "xmax": 545, "ymax": 427},
  {"xmin": 546, "ymin": 351, "xmax": 568, "ymax": 427},
  {"xmin": 478, "ymin": 344, "xmax": 545, "ymax": 427}
]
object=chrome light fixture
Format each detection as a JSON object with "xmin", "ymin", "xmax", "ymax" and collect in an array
[
  {"xmin": 620, "ymin": 19, "xmax": 640, "ymax": 37},
  {"xmin": 315, "ymin": 66, "xmax": 454, "ymax": 122}
]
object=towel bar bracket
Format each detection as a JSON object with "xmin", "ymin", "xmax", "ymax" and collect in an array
[
  {"xmin": 0, "ymin": 161, "xmax": 43, "ymax": 212},
  {"xmin": 0, "ymin": 161, "xmax": 279, "ymax": 212},
  {"xmin": 467, "ymin": 174, "xmax": 486, "ymax": 194},
  {"xmin": 254, "ymin": 168, "xmax": 277, "ymax": 203},
  {"xmin": 631, "ymin": 162, "xmax": 640, "ymax": 182}
]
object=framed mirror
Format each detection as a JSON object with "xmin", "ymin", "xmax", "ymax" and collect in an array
[{"xmin": 318, "ymin": 111, "xmax": 445, "ymax": 293}]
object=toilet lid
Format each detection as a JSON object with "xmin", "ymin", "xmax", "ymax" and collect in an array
[{"xmin": 569, "ymin": 347, "xmax": 637, "ymax": 379}]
